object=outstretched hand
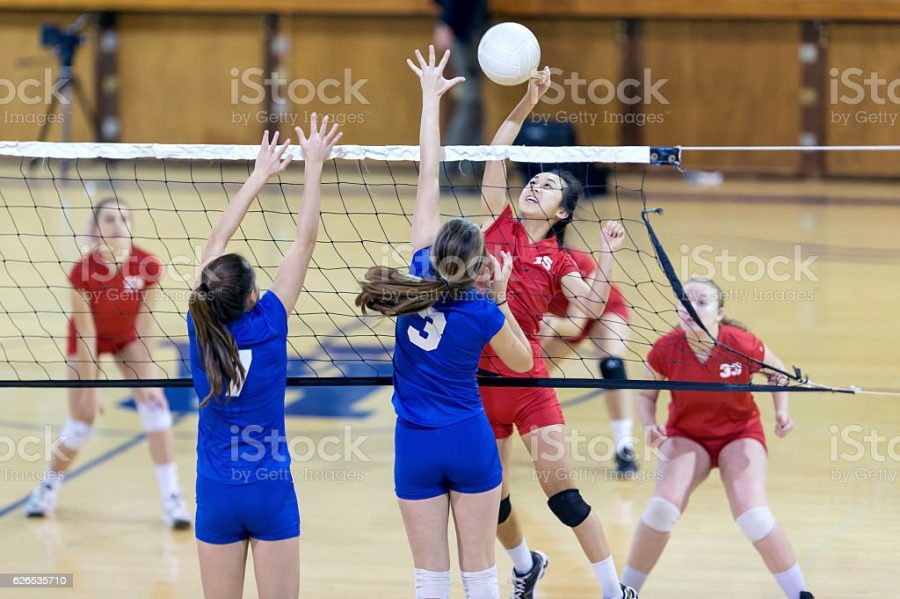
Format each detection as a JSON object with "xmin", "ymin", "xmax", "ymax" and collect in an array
[
  {"xmin": 407, "ymin": 44, "xmax": 465, "ymax": 97},
  {"xmin": 526, "ymin": 66, "xmax": 553, "ymax": 105},
  {"xmin": 295, "ymin": 112, "xmax": 342, "ymax": 166},
  {"xmin": 252, "ymin": 130, "xmax": 293, "ymax": 179}
]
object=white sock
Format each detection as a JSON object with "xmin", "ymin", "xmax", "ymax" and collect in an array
[
  {"xmin": 592, "ymin": 555, "xmax": 623, "ymax": 598},
  {"xmin": 610, "ymin": 418, "xmax": 634, "ymax": 453},
  {"xmin": 43, "ymin": 469, "xmax": 63, "ymax": 493},
  {"xmin": 507, "ymin": 540, "xmax": 534, "ymax": 575},
  {"xmin": 414, "ymin": 568, "xmax": 450, "ymax": 599},
  {"xmin": 154, "ymin": 462, "xmax": 180, "ymax": 499},
  {"xmin": 621, "ymin": 565, "xmax": 648, "ymax": 591},
  {"xmin": 773, "ymin": 563, "xmax": 808, "ymax": 598},
  {"xmin": 461, "ymin": 566, "xmax": 499, "ymax": 599}
]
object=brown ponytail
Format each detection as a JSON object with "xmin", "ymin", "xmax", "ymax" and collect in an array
[
  {"xmin": 356, "ymin": 218, "xmax": 488, "ymax": 317},
  {"xmin": 686, "ymin": 276, "xmax": 749, "ymax": 332},
  {"xmin": 189, "ymin": 253, "xmax": 256, "ymax": 407}
]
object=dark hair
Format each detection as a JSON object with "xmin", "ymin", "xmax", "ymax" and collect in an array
[
  {"xmin": 543, "ymin": 169, "xmax": 583, "ymax": 247},
  {"xmin": 188, "ymin": 253, "xmax": 256, "ymax": 407},
  {"xmin": 356, "ymin": 218, "xmax": 488, "ymax": 316},
  {"xmin": 685, "ymin": 277, "xmax": 748, "ymax": 332}
]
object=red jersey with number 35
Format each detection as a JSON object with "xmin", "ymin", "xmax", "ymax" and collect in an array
[
  {"xmin": 479, "ymin": 205, "xmax": 579, "ymax": 377},
  {"xmin": 66, "ymin": 245, "xmax": 163, "ymax": 354},
  {"xmin": 647, "ymin": 325, "xmax": 767, "ymax": 439}
]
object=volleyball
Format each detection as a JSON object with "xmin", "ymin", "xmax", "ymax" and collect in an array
[{"xmin": 477, "ymin": 22, "xmax": 541, "ymax": 86}]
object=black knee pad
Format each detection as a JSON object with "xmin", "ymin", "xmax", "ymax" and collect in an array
[
  {"xmin": 547, "ymin": 489, "xmax": 592, "ymax": 527},
  {"xmin": 600, "ymin": 357, "xmax": 626, "ymax": 380},
  {"xmin": 498, "ymin": 495, "xmax": 512, "ymax": 524}
]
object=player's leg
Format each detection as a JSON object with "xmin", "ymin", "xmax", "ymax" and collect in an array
[
  {"xmin": 494, "ymin": 430, "xmax": 547, "ymax": 597},
  {"xmin": 25, "ymin": 358, "xmax": 100, "ymax": 517},
  {"xmin": 114, "ymin": 341, "xmax": 190, "ymax": 528},
  {"xmin": 450, "ymin": 485, "xmax": 502, "ymax": 599},
  {"xmin": 718, "ymin": 438, "xmax": 812, "ymax": 599},
  {"xmin": 522, "ymin": 423, "xmax": 627, "ymax": 598},
  {"xmin": 621, "ymin": 436, "xmax": 711, "ymax": 591},
  {"xmin": 197, "ymin": 539, "xmax": 250, "ymax": 599},
  {"xmin": 590, "ymin": 314, "xmax": 636, "ymax": 475},
  {"xmin": 399, "ymin": 495, "xmax": 453, "ymax": 599},
  {"xmin": 250, "ymin": 537, "xmax": 300, "ymax": 599}
]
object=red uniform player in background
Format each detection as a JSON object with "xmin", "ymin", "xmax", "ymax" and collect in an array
[
  {"xmin": 26, "ymin": 198, "xmax": 191, "ymax": 529},
  {"xmin": 621, "ymin": 277, "xmax": 814, "ymax": 599}
]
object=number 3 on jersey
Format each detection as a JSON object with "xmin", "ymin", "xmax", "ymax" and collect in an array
[{"xmin": 407, "ymin": 307, "xmax": 446, "ymax": 352}]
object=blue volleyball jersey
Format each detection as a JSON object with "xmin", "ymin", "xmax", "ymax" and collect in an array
[
  {"xmin": 392, "ymin": 247, "xmax": 506, "ymax": 427},
  {"xmin": 188, "ymin": 291, "xmax": 290, "ymax": 485}
]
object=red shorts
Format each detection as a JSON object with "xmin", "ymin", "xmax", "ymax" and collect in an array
[
  {"xmin": 66, "ymin": 332, "xmax": 136, "ymax": 356},
  {"xmin": 666, "ymin": 418, "xmax": 767, "ymax": 469},
  {"xmin": 564, "ymin": 286, "xmax": 630, "ymax": 345},
  {"xmin": 479, "ymin": 385, "xmax": 565, "ymax": 439}
]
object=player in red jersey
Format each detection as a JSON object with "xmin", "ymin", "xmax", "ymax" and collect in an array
[
  {"xmin": 620, "ymin": 278, "xmax": 814, "ymax": 599},
  {"xmin": 25, "ymin": 198, "xmax": 191, "ymax": 529},
  {"xmin": 475, "ymin": 67, "xmax": 637, "ymax": 599},
  {"xmin": 542, "ymin": 248, "xmax": 638, "ymax": 477}
]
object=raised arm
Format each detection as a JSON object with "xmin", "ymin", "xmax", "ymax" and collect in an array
[
  {"xmin": 560, "ymin": 221, "xmax": 625, "ymax": 320},
  {"xmin": 197, "ymin": 131, "xmax": 293, "ymax": 282},
  {"xmin": 407, "ymin": 46, "xmax": 465, "ymax": 252},
  {"xmin": 269, "ymin": 114, "xmax": 342, "ymax": 310},
  {"xmin": 480, "ymin": 67, "xmax": 552, "ymax": 228}
]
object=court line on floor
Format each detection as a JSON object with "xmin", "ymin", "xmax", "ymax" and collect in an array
[{"xmin": 0, "ymin": 413, "xmax": 188, "ymax": 521}]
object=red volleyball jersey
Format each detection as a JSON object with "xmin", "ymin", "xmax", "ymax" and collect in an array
[
  {"xmin": 546, "ymin": 248, "xmax": 626, "ymax": 320},
  {"xmin": 479, "ymin": 205, "xmax": 579, "ymax": 377},
  {"xmin": 647, "ymin": 324, "xmax": 767, "ymax": 439},
  {"xmin": 67, "ymin": 245, "xmax": 163, "ymax": 354}
]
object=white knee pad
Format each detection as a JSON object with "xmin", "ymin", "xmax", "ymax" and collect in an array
[
  {"xmin": 414, "ymin": 568, "xmax": 450, "ymax": 599},
  {"xmin": 736, "ymin": 506, "xmax": 776, "ymax": 542},
  {"xmin": 461, "ymin": 566, "xmax": 499, "ymax": 599},
  {"xmin": 641, "ymin": 497, "xmax": 681, "ymax": 533},
  {"xmin": 58, "ymin": 418, "xmax": 92, "ymax": 449},
  {"xmin": 136, "ymin": 401, "xmax": 173, "ymax": 432}
]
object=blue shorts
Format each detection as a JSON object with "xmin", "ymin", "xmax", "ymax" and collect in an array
[
  {"xmin": 395, "ymin": 413, "xmax": 502, "ymax": 500},
  {"xmin": 195, "ymin": 474, "xmax": 300, "ymax": 544}
]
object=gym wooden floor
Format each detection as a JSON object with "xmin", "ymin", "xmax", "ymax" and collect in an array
[{"xmin": 0, "ymin": 165, "xmax": 898, "ymax": 598}]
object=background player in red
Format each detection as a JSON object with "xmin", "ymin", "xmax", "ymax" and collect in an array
[
  {"xmin": 25, "ymin": 198, "xmax": 190, "ymax": 529},
  {"xmin": 541, "ymin": 248, "xmax": 638, "ymax": 476},
  {"xmin": 474, "ymin": 67, "xmax": 636, "ymax": 599},
  {"xmin": 620, "ymin": 278, "xmax": 814, "ymax": 599}
]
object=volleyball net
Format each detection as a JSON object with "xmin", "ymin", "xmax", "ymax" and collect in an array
[{"xmin": 0, "ymin": 142, "xmax": 859, "ymax": 393}]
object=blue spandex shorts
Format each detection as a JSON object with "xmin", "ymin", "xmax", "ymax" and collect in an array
[
  {"xmin": 394, "ymin": 412, "xmax": 502, "ymax": 500},
  {"xmin": 195, "ymin": 474, "xmax": 300, "ymax": 544}
]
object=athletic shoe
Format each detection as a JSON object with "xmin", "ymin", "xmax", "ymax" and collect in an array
[
  {"xmin": 24, "ymin": 482, "xmax": 59, "ymax": 518},
  {"xmin": 799, "ymin": 593, "xmax": 815, "ymax": 599},
  {"xmin": 615, "ymin": 446, "xmax": 639, "ymax": 478},
  {"xmin": 162, "ymin": 493, "xmax": 192, "ymax": 530},
  {"xmin": 620, "ymin": 583, "xmax": 639, "ymax": 598},
  {"xmin": 509, "ymin": 550, "xmax": 548, "ymax": 599}
]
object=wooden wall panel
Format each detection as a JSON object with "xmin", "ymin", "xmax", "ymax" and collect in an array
[
  {"xmin": 826, "ymin": 24, "xmax": 900, "ymax": 177},
  {"xmin": 0, "ymin": 12, "xmax": 96, "ymax": 142},
  {"xmin": 117, "ymin": 14, "xmax": 262, "ymax": 143},
  {"xmin": 482, "ymin": 19, "xmax": 621, "ymax": 148},
  {"xmin": 640, "ymin": 21, "xmax": 802, "ymax": 174},
  {"xmin": 284, "ymin": 16, "xmax": 434, "ymax": 145}
]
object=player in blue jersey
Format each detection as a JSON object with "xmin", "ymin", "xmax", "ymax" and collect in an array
[
  {"xmin": 355, "ymin": 46, "xmax": 533, "ymax": 599},
  {"xmin": 187, "ymin": 116, "xmax": 341, "ymax": 599}
]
